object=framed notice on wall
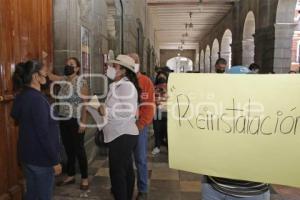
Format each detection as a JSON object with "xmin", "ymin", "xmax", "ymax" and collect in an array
[{"xmin": 81, "ymin": 26, "xmax": 90, "ymax": 76}]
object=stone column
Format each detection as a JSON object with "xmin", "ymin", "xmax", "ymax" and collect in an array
[
  {"xmin": 231, "ymin": 41, "xmax": 243, "ymax": 66},
  {"xmin": 254, "ymin": 26, "xmax": 275, "ymax": 73},
  {"xmin": 273, "ymin": 23, "xmax": 296, "ymax": 73}
]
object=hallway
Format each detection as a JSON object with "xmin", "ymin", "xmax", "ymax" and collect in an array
[{"xmin": 54, "ymin": 134, "xmax": 300, "ymax": 200}]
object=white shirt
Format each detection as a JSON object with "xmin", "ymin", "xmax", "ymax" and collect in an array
[{"xmin": 103, "ymin": 77, "xmax": 139, "ymax": 143}]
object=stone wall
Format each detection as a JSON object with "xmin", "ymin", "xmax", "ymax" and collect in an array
[
  {"xmin": 53, "ymin": 0, "xmax": 109, "ymax": 95},
  {"xmin": 198, "ymin": 0, "xmax": 298, "ymax": 73}
]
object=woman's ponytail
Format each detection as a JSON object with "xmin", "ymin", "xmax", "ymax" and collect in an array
[
  {"xmin": 12, "ymin": 60, "xmax": 42, "ymax": 91},
  {"xmin": 13, "ymin": 62, "xmax": 26, "ymax": 91}
]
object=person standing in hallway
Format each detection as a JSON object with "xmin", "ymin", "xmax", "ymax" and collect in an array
[
  {"xmin": 48, "ymin": 57, "xmax": 89, "ymax": 190},
  {"xmin": 215, "ymin": 58, "xmax": 227, "ymax": 73},
  {"xmin": 98, "ymin": 55, "xmax": 140, "ymax": 200},
  {"xmin": 202, "ymin": 65, "xmax": 270, "ymax": 200},
  {"xmin": 152, "ymin": 70, "xmax": 169, "ymax": 155},
  {"xmin": 128, "ymin": 53, "xmax": 155, "ymax": 200},
  {"xmin": 11, "ymin": 60, "xmax": 62, "ymax": 200}
]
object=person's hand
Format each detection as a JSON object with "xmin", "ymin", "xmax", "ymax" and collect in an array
[
  {"xmin": 98, "ymin": 105, "xmax": 106, "ymax": 116},
  {"xmin": 136, "ymin": 123, "xmax": 143, "ymax": 131},
  {"xmin": 78, "ymin": 125, "xmax": 86, "ymax": 134},
  {"xmin": 53, "ymin": 164, "xmax": 62, "ymax": 176}
]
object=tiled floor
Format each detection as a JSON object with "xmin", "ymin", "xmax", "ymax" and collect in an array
[{"xmin": 54, "ymin": 144, "xmax": 300, "ymax": 200}]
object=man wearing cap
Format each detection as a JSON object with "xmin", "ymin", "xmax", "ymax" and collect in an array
[
  {"xmin": 99, "ymin": 54, "xmax": 140, "ymax": 200},
  {"xmin": 128, "ymin": 53, "xmax": 155, "ymax": 200}
]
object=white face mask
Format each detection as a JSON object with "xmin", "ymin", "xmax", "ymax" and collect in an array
[
  {"xmin": 134, "ymin": 64, "xmax": 140, "ymax": 73},
  {"xmin": 106, "ymin": 66, "xmax": 117, "ymax": 80}
]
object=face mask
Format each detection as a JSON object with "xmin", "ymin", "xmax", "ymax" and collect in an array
[
  {"xmin": 156, "ymin": 77, "xmax": 167, "ymax": 84},
  {"xmin": 134, "ymin": 64, "xmax": 140, "ymax": 73},
  {"xmin": 216, "ymin": 69, "xmax": 225, "ymax": 74},
  {"xmin": 106, "ymin": 66, "xmax": 116, "ymax": 80},
  {"xmin": 64, "ymin": 65, "xmax": 75, "ymax": 76}
]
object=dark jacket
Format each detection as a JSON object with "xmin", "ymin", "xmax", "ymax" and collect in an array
[{"xmin": 11, "ymin": 87, "xmax": 60, "ymax": 167}]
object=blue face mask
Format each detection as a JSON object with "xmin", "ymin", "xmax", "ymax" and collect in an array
[{"xmin": 64, "ymin": 65, "xmax": 75, "ymax": 76}]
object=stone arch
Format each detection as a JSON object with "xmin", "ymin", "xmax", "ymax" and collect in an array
[
  {"xmin": 166, "ymin": 57, "xmax": 193, "ymax": 73},
  {"xmin": 221, "ymin": 29, "xmax": 232, "ymax": 67},
  {"xmin": 242, "ymin": 11, "xmax": 256, "ymax": 67},
  {"xmin": 274, "ymin": 0, "xmax": 298, "ymax": 73},
  {"xmin": 211, "ymin": 39, "xmax": 220, "ymax": 71},
  {"xmin": 205, "ymin": 45, "xmax": 211, "ymax": 73},
  {"xmin": 276, "ymin": 0, "xmax": 298, "ymax": 23},
  {"xmin": 200, "ymin": 50, "xmax": 205, "ymax": 72}
]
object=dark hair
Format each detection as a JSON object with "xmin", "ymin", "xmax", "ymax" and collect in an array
[
  {"xmin": 155, "ymin": 71, "xmax": 169, "ymax": 85},
  {"xmin": 13, "ymin": 60, "xmax": 42, "ymax": 91},
  {"xmin": 121, "ymin": 66, "xmax": 141, "ymax": 103},
  {"xmin": 67, "ymin": 57, "xmax": 81, "ymax": 75},
  {"xmin": 249, "ymin": 63, "xmax": 260, "ymax": 71},
  {"xmin": 215, "ymin": 58, "xmax": 227, "ymax": 65}
]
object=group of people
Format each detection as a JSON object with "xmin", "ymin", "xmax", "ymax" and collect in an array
[
  {"xmin": 11, "ymin": 53, "xmax": 172, "ymax": 200},
  {"xmin": 11, "ymin": 52, "xmax": 277, "ymax": 200}
]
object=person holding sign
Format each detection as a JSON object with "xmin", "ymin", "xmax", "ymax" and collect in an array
[
  {"xmin": 201, "ymin": 65, "xmax": 270, "ymax": 200},
  {"xmin": 98, "ymin": 55, "xmax": 140, "ymax": 200}
]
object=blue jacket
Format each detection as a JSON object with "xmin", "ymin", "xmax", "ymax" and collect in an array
[{"xmin": 11, "ymin": 87, "xmax": 60, "ymax": 167}]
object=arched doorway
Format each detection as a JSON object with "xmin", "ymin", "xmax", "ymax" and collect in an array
[
  {"xmin": 242, "ymin": 11, "xmax": 255, "ymax": 67},
  {"xmin": 166, "ymin": 57, "xmax": 193, "ymax": 73},
  {"xmin": 205, "ymin": 45, "xmax": 211, "ymax": 73},
  {"xmin": 200, "ymin": 50, "xmax": 204, "ymax": 72},
  {"xmin": 211, "ymin": 39, "xmax": 220, "ymax": 71},
  {"xmin": 274, "ymin": 0, "xmax": 298, "ymax": 73},
  {"xmin": 221, "ymin": 29, "xmax": 232, "ymax": 67}
]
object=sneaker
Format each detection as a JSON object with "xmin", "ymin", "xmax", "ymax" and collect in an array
[
  {"xmin": 136, "ymin": 192, "xmax": 147, "ymax": 200},
  {"xmin": 152, "ymin": 147, "xmax": 160, "ymax": 155}
]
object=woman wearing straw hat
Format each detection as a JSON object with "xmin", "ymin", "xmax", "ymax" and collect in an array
[{"xmin": 98, "ymin": 55, "xmax": 141, "ymax": 200}]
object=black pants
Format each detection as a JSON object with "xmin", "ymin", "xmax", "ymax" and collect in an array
[
  {"xmin": 60, "ymin": 118, "xmax": 88, "ymax": 179},
  {"xmin": 153, "ymin": 117, "xmax": 167, "ymax": 148},
  {"xmin": 108, "ymin": 134, "xmax": 138, "ymax": 200}
]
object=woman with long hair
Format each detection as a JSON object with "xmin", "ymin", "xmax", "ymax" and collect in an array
[
  {"xmin": 98, "ymin": 55, "xmax": 140, "ymax": 200},
  {"xmin": 11, "ymin": 60, "xmax": 62, "ymax": 200},
  {"xmin": 48, "ymin": 57, "xmax": 89, "ymax": 190}
]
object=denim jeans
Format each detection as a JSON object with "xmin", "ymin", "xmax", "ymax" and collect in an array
[
  {"xmin": 134, "ymin": 126, "xmax": 149, "ymax": 193},
  {"xmin": 202, "ymin": 183, "xmax": 270, "ymax": 200},
  {"xmin": 23, "ymin": 164, "xmax": 55, "ymax": 200}
]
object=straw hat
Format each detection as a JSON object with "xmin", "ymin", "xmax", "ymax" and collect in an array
[{"xmin": 108, "ymin": 55, "xmax": 135, "ymax": 73}]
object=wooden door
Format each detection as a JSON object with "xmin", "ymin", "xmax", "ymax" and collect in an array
[{"xmin": 0, "ymin": 0, "xmax": 53, "ymax": 199}]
